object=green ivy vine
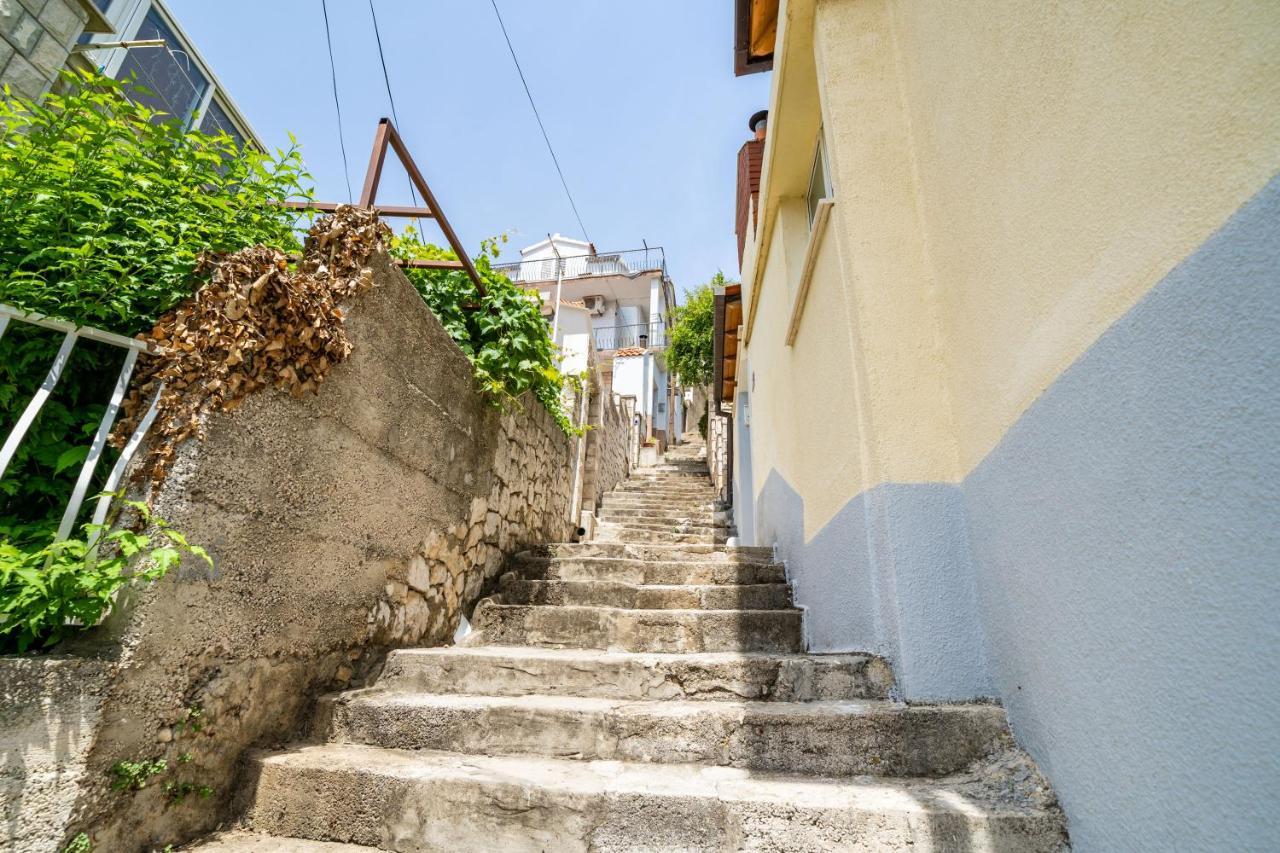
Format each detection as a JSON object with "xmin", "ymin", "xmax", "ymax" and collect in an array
[{"xmin": 389, "ymin": 231, "xmax": 580, "ymax": 435}]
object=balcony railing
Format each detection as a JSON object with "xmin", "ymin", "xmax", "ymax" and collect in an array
[
  {"xmin": 494, "ymin": 246, "xmax": 668, "ymax": 284},
  {"xmin": 594, "ymin": 321, "xmax": 667, "ymax": 352}
]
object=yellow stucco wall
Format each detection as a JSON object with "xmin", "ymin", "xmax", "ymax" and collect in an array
[{"xmin": 743, "ymin": 0, "xmax": 1280, "ymax": 533}]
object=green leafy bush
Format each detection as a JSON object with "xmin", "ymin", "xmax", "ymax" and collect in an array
[
  {"xmin": 0, "ymin": 71, "xmax": 310, "ymax": 332},
  {"xmin": 0, "ymin": 71, "xmax": 309, "ymax": 650},
  {"xmin": 388, "ymin": 231, "xmax": 578, "ymax": 433},
  {"xmin": 667, "ymin": 273, "xmax": 725, "ymax": 388},
  {"xmin": 1, "ymin": 499, "xmax": 211, "ymax": 653}
]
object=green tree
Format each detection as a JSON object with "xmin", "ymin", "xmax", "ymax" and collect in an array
[{"xmin": 667, "ymin": 272, "xmax": 728, "ymax": 388}]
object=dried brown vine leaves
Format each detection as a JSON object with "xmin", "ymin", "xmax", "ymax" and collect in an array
[{"xmin": 112, "ymin": 206, "xmax": 392, "ymax": 491}]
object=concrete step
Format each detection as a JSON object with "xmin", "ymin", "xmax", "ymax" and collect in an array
[
  {"xmin": 190, "ymin": 833, "xmax": 377, "ymax": 851},
  {"xmin": 468, "ymin": 601, "xmax": 804, "ymax": 653},
  {"xmin": 592, "ymin": 525, "xmax": 725, "ymax": 545},
  {"xmin": 512, "ymin": 554, "xmax": 787, "ymax": 586},
  {"xmin": 597, "ymin": 504, "xmax": 722, "ymax": 519},
  {"xmin": 319, "ymin": 693, "xmax": 1010, "ymax": 778},
  {"xmin": 611, "ymin": 479, "xmax": 716, "ymax": 491},
  {"xmin": 599, "ymin": 495, "xmax": 720, "ymax": 511},
  {"xmin": 242, "ymin": 745, "xmax": 1069, "ymax": 852},
  {"xmin": 597, "ymin": 507, "xmax": 721, "ymax": 525},
  {"xmin": 529, "ymin": 542, "xmax": 775, "ymax": 563},
  {"xmin": 594, "ymin": 517, "xmax": 727, "ymax": 535},
  {"xmin": 499, "ymin": 575, "xmax": 791, "ymax": 610},
  {"xmin": 377, "ymin": 646, "xmax": 895, "ymax": 702},
  {"xmin": 613, "ymin": 480, "xmax": 718, "ymax": 494}
]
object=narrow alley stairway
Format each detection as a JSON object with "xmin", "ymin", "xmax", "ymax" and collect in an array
[{"xmin": 195, "ymin": 435, "xmax": 1068, "ymax": 851}]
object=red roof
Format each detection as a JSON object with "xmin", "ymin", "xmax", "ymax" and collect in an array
[{"xmin": 614, "ymin": 347, "xmax": 646, "ymax": 357}]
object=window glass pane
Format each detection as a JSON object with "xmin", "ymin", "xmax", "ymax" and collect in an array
[
  {"xmin": 198, "ymin": 98, "xmax": 245, "ymax": 148},
  {"xmin": 77, "ymin": 0, "xmax": 113, "ymax": 43},
  {"xmin": 806, "ymin": 137, "xmax": 829, "ymax": 226},
  {"xmin": 116, "ymin": 7, "xmax": 209, "ymax": 126}
]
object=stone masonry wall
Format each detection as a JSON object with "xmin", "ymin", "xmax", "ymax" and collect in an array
[
  {"xmin": 708, "ymin": 405, "xmax": 731, "ymax": 503},
  {"xmin": 0, "ymin": 0, "xmax": 90, "ymax": 100},
  {"xmin": 579, "ymin": 377, "xmax": 633, "ymax": 522},
  {"xmin": 0, "ymin": 254, "xmax": 614, "ymax": 852}
]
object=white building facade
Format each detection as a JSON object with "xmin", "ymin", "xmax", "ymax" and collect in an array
[{"xmin": 497, "ymin": 235, "xmax": 684, "ymax": 449}]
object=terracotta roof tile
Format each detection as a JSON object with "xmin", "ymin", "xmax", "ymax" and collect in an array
[{"xmin": 614, "ymin": 346, "xmax": 646, "ymax": 357}]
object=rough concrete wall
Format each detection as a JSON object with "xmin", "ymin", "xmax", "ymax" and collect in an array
[
  {"xmin": 3, "ymin": 255, "xmax": 584, "ymax": 852},
  {"xmin": 0, "ymin": 657, "xmax": 112, "ymax": 852},
  {"xmin": 581, "ymin": 385, "xmax": 631, "ymax": 517},
  {"xmin": 0, "ymin": 0, "xmax": 88, "ymax": 100}
]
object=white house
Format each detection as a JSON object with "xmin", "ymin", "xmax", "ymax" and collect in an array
[{"xmin": 497, "ymin": 235, "xmax": 684, "ymax": 449}]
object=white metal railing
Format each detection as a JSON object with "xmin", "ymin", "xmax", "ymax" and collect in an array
[
  {"xmin": 0, "ymin": 303, "xmax": 162, "ymax": 545},
  {"xmin": 494, "ymin": 246, "xmax": 669, "ymax": 285}
]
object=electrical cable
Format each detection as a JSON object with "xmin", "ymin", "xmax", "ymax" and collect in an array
[
  {"xmin": 488, "ymin": 0, "xmax": 592, "ymax": 245},
  {"xmin": 366, "ymin": 0, "xmax": 430, "ymax": 239},
  {"xmin": 321, "ymin": 0, "xmax": 354, "ymax": 202}
]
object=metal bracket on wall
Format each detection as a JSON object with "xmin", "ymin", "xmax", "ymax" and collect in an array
[{"xmin": 279, "ymin": 117, "xmax": 486, "ymax": 297}]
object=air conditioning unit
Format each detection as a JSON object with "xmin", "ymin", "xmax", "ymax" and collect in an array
[{"xmin": 583, "ymin": 295, "xmax": 607, "ymax": 316}]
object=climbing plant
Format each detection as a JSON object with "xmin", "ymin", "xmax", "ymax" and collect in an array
[
  {"xmin": 0, "ymin": 499, "xmax": 211, "ymax": 653},
  {"xmin": 0, "ymin": 70, "xmax": 310, "ymax": 651},
  {"xmin": 667, "ymin": 272, "xmax": 726, "ymax": 388},
  {"xmin": 388, "ymin": 231, "xmax": 578, "ymax": 434}
]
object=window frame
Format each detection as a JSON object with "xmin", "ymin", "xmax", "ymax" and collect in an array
[
  {"xmin": 805, "ymin": 128, "xmax": 832, "ymax": 227},
  {"xmin": 86, "ymin": 0, "xmax": 262, "ymax": 150}
]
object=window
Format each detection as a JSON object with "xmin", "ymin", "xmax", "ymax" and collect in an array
[
  {"xmin": 116, "ymin": 7, "xmax": 208, "ymax": 126},
  {"xmin": 77, "ymin": 0, "xmax": 114, "ymax": 43},
  {"xmin": 805, "ymin": 131, "xmax": 831, "ymax": 227},
  {"xmin": 198, "ymin": 98, "xmax": 245, "ymax": 148}
]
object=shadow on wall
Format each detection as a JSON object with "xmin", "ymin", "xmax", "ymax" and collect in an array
[
  {"xmin": 755, "ymin": 173, "xmax": 1280, "ymax": 849},
  {"xmin": 755, "ymin": 472, "xmax": 994, "ymax": 702}
]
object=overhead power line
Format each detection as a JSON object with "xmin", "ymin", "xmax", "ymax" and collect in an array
[
  {"xmin": 320, "ymin": 0, "xmax": 353, "ymax": 202},
  {"xmin": 367, "ymin": 0, "xmax": 427, "ymax": 239},
  {"xmin": 488, "ymin": 0, "xmax": 592, "ymax": 245}
]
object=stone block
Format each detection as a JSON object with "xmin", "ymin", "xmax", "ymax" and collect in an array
[
  {"xmin": 26, "ymin": 29, "xmax": 65, "ymax": 76},
  {"xmin": 0, "ymin": 2, "xmax": 41, "ymax": 54},
  {"xmin": 36, "ymin": 0, "xmax": 84, "ymax": 44},
  {"xmin": 469, "ymin": 496, "xmax": 487, "ymax": 527},
  {"xmin": 1, "ymin": 49, "xmax": 48, "ymax": 98},
  {"xmin": 406, "ymin": 556, "xmax": 431, "ymax": 593}
]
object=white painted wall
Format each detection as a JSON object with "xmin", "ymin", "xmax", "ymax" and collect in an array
[
  {"xmin": 612, "ymin": 355, "xmax": 649, "ymax": 429},
  {"xmin": 556, "ymin": 309, "xmax": 592, "ymax": 377}
]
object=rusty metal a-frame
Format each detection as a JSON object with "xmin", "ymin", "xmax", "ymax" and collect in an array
[{"xmin": 283, "ymin": 117, "xmax": 486, "ymax": 297}]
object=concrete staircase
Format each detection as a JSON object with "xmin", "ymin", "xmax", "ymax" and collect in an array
[{"xmin": 195, "ymin": 437, "xmax": 1068, "ymax": 851}]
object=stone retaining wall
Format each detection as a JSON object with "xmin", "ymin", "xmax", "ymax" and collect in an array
[
  {"xmin": 708, "ymin": 405, "xmax": 731, "ymax": 504},
  {"xmin": 579, "ymin": 378, "xmax": 633, "ymax": 522},
  {"xmin": 0, "ymin": 254, "xmax": 621, "ymax": 852}
]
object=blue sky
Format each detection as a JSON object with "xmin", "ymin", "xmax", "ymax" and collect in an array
[{"xmin": 166, "ymin": 0, "xmax": 770, "ymax": 299}]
